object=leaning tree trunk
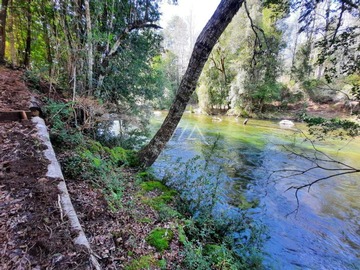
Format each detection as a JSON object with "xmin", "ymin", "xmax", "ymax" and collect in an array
[{"xmin": 138, "ymin": 0, "xmax": 244, "ymax": 167}]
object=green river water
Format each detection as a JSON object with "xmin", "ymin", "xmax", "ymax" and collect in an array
[{"xmin": 150, "ymin": 111, "xmax": 360, "ymax": 270}]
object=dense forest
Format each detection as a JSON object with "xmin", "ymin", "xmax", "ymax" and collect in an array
[
  {"xmin": 2, "ymin": 0, "xmax": 358, "ymax": 159},
  {"xmin": 0, "ymin": 0, "xmax": 359, "ymax": 269},
  {"xmin": 1, "ymin": 0, "xmax": 359, "ymax": 120},
  {"xmin": 160, "ymin": 0, "xmax": 360, "ymax": 115}
]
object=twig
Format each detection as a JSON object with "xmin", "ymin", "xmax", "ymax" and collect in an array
[
  {"xmin": 58, "ymin": 194, "xmax": 63, "ymax": 222},
  {"xmin": 44, "ymin": 224, "xmax": 53, "ymax": 239}
]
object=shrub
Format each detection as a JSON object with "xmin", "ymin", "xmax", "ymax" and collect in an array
[{"xmin": 43, "ymin": 99, "xmax": 84, "ymax": 147}]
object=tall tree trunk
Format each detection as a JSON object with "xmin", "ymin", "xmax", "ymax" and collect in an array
[
  {"xmin": 317, "ymin": 0, "xmax": 331, "ymax": 80},
  {"xmin": 23, "ymin": 0, "xmax": 32, "ymax": 67},
  {"xmin": 290, "ymin": 24, "xmax": 299, "ymax": 80},
  {"xmin": 138, "ymin": 0, "xmax": 244, "ymax": 167},
  {"xmin": 8, "ymin": 0, "xmax": 15, "ymax": 66},
  {"xmin": 0, "ymin": 0, "xmax": 9, "ymax": 63},
  {"xmin": 85, "ymin": 0, "xmax": 93, "ymax": 93}
]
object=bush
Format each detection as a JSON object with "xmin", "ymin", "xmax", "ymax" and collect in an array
[
  {"xmin": 61, "ymin": 140, "xmax": 141, "ymax": 210},
  {"xmin": 43, "ymin": 99, "xmax": 84, "ymax": 148}
]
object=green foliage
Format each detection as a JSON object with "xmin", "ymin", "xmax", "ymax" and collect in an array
[
  {"xmin": 279, "ymin": 85, "xmax": 304, "ymax": 106},
  {"xmin": 78, "ymin": 145, "xmax": 125, "ymax": 210},
  {"xmin": 316, "ymin": 26, "xmax": 359, "ymax": 85},
  {"xmin": 97, "ymin": 30, "xmax": 163, "ymax": 107},
  {"xmin": 107, "ymin": 146, "xmax": 127, "ymax": 164},
  {"xmin": 181, "ymin": 242, "xmax": 212, "ymax": 270},
  {"xmin": 181, "ymin": 239, "xmax": 263, "ymax": 270},
  {"xmin": 43, "ymin": 99, "xmax": 84, "ymax": 147},
  {"xmin": 125, "ymin": 255, "xmax": 166, "ymax": 270},
  {"xmin": 95, "ymin": 121, "xmax": 151, "ymax": 151},
  {"xmin": 140, "ymin": 181, "xmax": 172, "ymax": 193},
  {"xmin": 197, "ymin": 0, "xmax": 285, "ymax": 115},
  {"xmin": 344, "ymin": 74, "xmax": 360, "ymax": 100},
  {"xmin": 61, "ymin": 139, "xmax": 141, "ymax": 210},
  {"xmin": 204, "ymin": 244, "xmax": 242, "ymax": 269},
  {"xmin": 151, "ymin": 51, "xmax": 180, "ymax": 109},
  {"xmin": 301, "ymin": 79, "xmax": 336, "ymax": 103},
  {"xmin": 136, "ymin": 171, "xmax": 157, "ymax": 183},
  {"xmin": 302, "ymin": 115, "xmax": 360, "ymax": 140},
  {"xmin": 146, "ymin": 228, "xmax": 174, "ymax": 252},
  {"xmin": 291, "ymin": 43, "xmax": 313, "ymax": 82},
  {"xmin": 23, "ymin": 70, "xmax": 41, "ymax": 90},
  {"xmin": 6, "ymin": 0, "xmax": 166, "ymax": 125},
  {"xmin": 163, "ymin": 136, "xmax": 227, "ymax": 217},
  {"xmin": 247, "ymin": 81, "xmax": 283, "ymax": 112},
  {"xmin": 199, "ymin": 45, "xmax": 235, "ymax": 111},
  {"xmin": 138, "ymin": 179, "xmax": 180, "ymax": 221}
]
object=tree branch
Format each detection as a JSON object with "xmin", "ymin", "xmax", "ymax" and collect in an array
[
  {"xmin": 330, "ymin": 2, "xmax": 346, "ymax": 46},
  {"xmin": 107, "ymin": 21, "xmax": 161, "ymax": 58},
  {"xmin": 341, "ymin": 0, "xmax": 359, "ymax": 10},
  {"xmin": 244, "ymin": 0, "xmax": 269, "ymax": 68},
  {"xmin": 268, "ymin": 130, "xmax": 360, "ymax": 216}
]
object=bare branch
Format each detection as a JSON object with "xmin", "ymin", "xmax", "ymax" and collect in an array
[
  {"xmin": 244, "ymin": 0, "xmax": 269, "ymax": 67},
  {"xmin": 341, "ymin": 0, "xmax": 359, "ymax": 10},
  {"xmin": 268, "ymin": 130, "xmax": 360, "ymax": 216}
]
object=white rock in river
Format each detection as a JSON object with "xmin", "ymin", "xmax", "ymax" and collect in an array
[{"xmin": 279, "ymin": 120, "xmax": 295, "ymax": 128}]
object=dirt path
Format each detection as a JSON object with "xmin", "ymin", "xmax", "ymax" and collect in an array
[
  {"xmin": 0, "ymin": 66, "xmax": 184, "ymax": 269},
  {"xmin": 0, "ymin": 67, "xmax": 89, "ymax": 269}
]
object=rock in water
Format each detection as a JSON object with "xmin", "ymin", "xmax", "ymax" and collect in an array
[{"xmin": 279, "ymin": 120, "xmax": 295, "ymax": 128}]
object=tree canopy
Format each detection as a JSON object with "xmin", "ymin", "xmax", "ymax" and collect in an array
[{"xmin": 0, "ymin": 0, "xmax": 358, "ymax": 164}]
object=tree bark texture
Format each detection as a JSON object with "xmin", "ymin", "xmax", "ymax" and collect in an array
[
  {"xmin": 85, "ymin": 0, "xmax": 94, "ymax": 92},
  {"xmin": 138, "ymin": 0, "xmax": 244, "ymax": 167},
  {"xmin": 0, "ymin": 0, "xmax": 9, "ymax": 63},
  {"xmin": 23, "ymin": 0, "xmax": 32, "ymax": 67}
]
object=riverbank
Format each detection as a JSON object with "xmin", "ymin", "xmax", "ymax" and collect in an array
[
  {"xmin": 0, "ymin": 66, "xmax": 185, "ymax": 269},
  {"xmin": 189, "ymin": 100, "xmax": 359, "ymax": 122},
  {"xmin": 0, "ymin": 66, "xmax": 264, "ymax": 269},
  {"xmin": 2, "ymin": 66, "xmax": 358, "ymax": 269}
]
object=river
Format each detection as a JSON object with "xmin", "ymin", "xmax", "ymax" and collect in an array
[{"xmin": 150, "ymin": 111, "xmax": 360, "ymax": 270}]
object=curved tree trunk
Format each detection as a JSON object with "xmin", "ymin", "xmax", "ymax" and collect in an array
[{"xmin": 138, "ymin": 0, "xmax": 244, "ymax": 167}]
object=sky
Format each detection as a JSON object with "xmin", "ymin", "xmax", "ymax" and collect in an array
[{"xmin": 159, "ymin": 0, "xmax": 221, "ymax": 33}]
